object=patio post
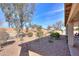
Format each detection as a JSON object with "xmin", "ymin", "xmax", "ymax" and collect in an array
[
  {"xmin": 66, "ymin": 24, "xmax": 68, "ymax": 36},
  {"xmin": 67, "ymin": 23, "xmax": 74, "ymax": 47}
]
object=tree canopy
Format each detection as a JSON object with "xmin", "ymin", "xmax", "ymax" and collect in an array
[{"xmin": 0, "ymin": 3, "xmax": 35, "ymax": 33}]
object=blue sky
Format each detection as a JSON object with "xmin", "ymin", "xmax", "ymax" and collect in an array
[
  {"xmin": 32, "ymin": 3, "xmax": 64, "ymax": 28},
  {"xmin": 0, "ymin": 3, "xmax": 64, "ymax": 28},
  {"xmin": 0, "ymin": 8, "xmax": 8, "ymax": 28}
]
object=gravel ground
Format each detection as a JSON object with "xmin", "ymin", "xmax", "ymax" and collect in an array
[
  {"xmin": 0, "ymin": 35, "xmax": 70, "ymax": 56},
  {"xmin": 20, "ymin": 35, "xmax": 70, "ymax": 56}
]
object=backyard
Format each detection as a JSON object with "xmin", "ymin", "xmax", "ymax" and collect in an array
[
  {"xmin": 0, "ymin": 3, "xmax": 72, "ymax": 56},
  {"xmin": 0, "ymin": 33, "xmax": 70, "ymax": 56}
]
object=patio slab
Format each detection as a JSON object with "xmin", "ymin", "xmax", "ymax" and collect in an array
[{"xmin": 69, "ymin": 46, "xmax": 79, "ymax": 56}]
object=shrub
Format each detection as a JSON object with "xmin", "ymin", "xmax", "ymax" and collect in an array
[
  {"xmin": 16, "ymin": 32, "xmax": 26, "ymax": 41},
  {"xmin": 27, "ymin": 32, "xmax": 33, "ymax": 37},
  {"xmin": 50, "ymin": 32, "xmax": 60, "ymax": 39},
  {"xmin": 16, "ymin": 32, "xmax": 26, "ymax": 38},
  {"xmin": 36, "ymin": 31, "xmax": 43, "ymax": 38}
]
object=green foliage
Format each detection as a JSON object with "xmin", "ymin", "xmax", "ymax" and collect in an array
[
  {"xmin": 1, "ymin": 4, "xmax": 35, "ymax": 39},
  {"xmin": 27, "ymin": 32, "xmax": 33, "ymax": 37},
  {"xmin": 75, "ymin": 27, "xmax": 79, "ymax": 31},
  {"xmin": 50, "ymin": 32, "xmax": 60, "ymax": 39}
]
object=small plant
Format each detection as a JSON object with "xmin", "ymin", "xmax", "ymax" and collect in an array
[
  {"xmin": 27, "ymin": 32, "xmax": 33, "ymax": 37},
  {"xmin": 20, "ymin": 38, "xmax": 24, "ymax": 41},
  {"xmin": 16, "ymin": 32, "xmax": 26, "ymax": 38},
  {"xmin": 36, "ymin": 31, "xmax": 43, "ymax": 42},
  {"xmin": 16, "ymin": 32, "xmax": 26, "ymax": 41},
  {"xmin": 36, "ymin": 31, "xmax": 43, "ymax": 38},
  {"xmin": 50, "ymin": 32, "xmax": 60, "ymax": 40}
]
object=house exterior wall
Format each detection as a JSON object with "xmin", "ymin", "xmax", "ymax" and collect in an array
[{"xmin": 67, "ymin": 23, "xmax": 74, "ymax": 46}]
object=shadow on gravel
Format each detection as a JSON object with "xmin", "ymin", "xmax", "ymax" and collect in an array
[
  {"xmin": 19, "ymin": 35, "xmax": 70, "ymax": 56},
  {"xmin": 1, "ymin": 41, "xmax": 15, "ymax": 47}
]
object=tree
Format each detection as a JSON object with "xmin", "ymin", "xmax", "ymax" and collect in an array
[
  {"xmin": 0, "ymin": 3, "xmax": 35, "ymax": 40},
  {"xmin": 37, "ymin": 25, "xmax": 42, "ymax": 31},
  {"xmin": 0, "ymin": 4, "xmax": 15, "ymax": 28},
  {"xmin": 52, "ymin": 20, "xmax": 63, "ymax": 31},
  {"xmin": 0, "ymin": 3, "xmax": 35, "ymax": 30},
  {"xmin": 31, "ymin": 24, "xmax": 42, "ymax": 30},
  {"xmin": 47, "ymin": 25, "xmax": 52, "ymax": 30}
]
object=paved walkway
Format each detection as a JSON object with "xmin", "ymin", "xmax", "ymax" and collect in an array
[
  {"xmin": 69, "ymin": 46, "xmax": 79, "ymax": 56},
  {"xmin": 68, "ymin": 37, "xmax": 79, "ymax": 56},
  {"xmin": 0, "ymin": 41, "xmax": 21, "ymax": 56}
]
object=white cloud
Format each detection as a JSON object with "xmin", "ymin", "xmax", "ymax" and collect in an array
[
  {"xmin": 35, "ymin": 8, "xmax": 64, "ymax": 18},
  {"xmin": 46, "ymin": 8, "xmax": 64, "ymax": 15}
]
